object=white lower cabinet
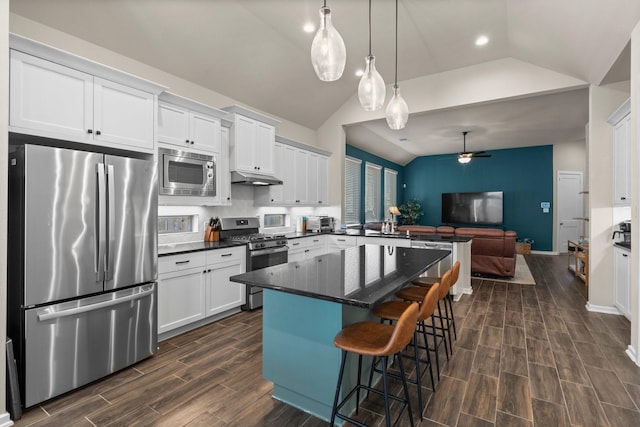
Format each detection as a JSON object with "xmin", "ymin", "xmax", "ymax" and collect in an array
[
  {"xmin": 326, "ymin": 235, "xmax": 358, "ymax": 253},
  {"xmin": 288, "ymin": 236, "xmax": 327, "ymax": 262},
  {"xmin": 614, "ymin": 247, "xmax": 631, "ymax": 319},
  {"xmin": 204, "ymin": 247, "xmax": 247, "ymax": 317},
  {"xmin": 158, "ymin": 246, "xmax": 246, "ymax": 336}
]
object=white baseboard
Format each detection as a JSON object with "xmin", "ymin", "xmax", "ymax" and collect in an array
[
  {"xmin": 0, "ymin": 412, "xmax": 13, "ymax": 427},
  {"xmin": 626, "ymin": 345, "xmax": 639, "ymax": 366},
  {"xmin": 531, "ymin": 250, "xmax": 559, "ymax": 255},
  {"xmin": 585, "ymin": 302, "xmax": 622, "ymax": 315}
]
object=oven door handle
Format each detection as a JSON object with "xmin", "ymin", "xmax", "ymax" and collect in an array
[{"xmin": 249, "ymin": 246, "xmax": 289, "ymax": 257}]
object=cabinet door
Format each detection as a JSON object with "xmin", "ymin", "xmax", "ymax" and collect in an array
[
  {"xmin": 282, "ymin": 145, "xmax": 297, "ymax": 204},
  {"xmin": 614, "ymin": 248, "xmax": 630, "ymax": 318},
  {"xmin": 256, "ymin": 122, "xmax": 275, "ymax": 174},
  {"xmin": 295, "ymin": 149, "xmax": 308, "ymax": 204},
  {"xmin": 270, "ymin": 142, "xmax": 284, "ymax": 204},
  {"xmin": 613, "ymin": 116, "xmax": 631, "ymax": 206},
  {"xmin": 10, "ymin": 50, "xmax": 93, "ymax": 141},
  {"xmin": 205, "ymin": 261, "xmax": 246, "ymax": 317},
  {"xmin": 307, "ymin": 152, "xmax": 319, "ymax": 205},
  {"xmin": 327, "ymin": 236, "xmax": 358, "ymax": 253},
  {"xmin": 191, "ymin": 112, "xmax": 221, "ymax": 153},
  {"xmin": 158, "ymin": 102, "xmax": 190, "ymax": 147},
  {"xmin": 219, "ymin": 127, "xmax": 232, "ymax": 205},
  {"xmin": 234, "ymin": 115, "xmax": 257, "ymax": 172},
  {"xmin": 158, "ymin": 267, "xmax": 205, "ymax": 334},
  {"xmin": 94, "ymin": 77, "xmax": 155, "ymax": 152},
  {"xmin": 317, "ymin": 155, "xmax": 329, "ymax": 205}
]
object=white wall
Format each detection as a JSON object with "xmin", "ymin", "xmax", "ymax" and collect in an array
[
  {"xmin": 588, "ymin": 83, "xmax": 630, "ymax": 310},
  {"xmin": 0, "ymin": 0, "xmax": 9, "ymax": 422},
  {"xmin": 630, "ymin": 20, "xmax": 640, "ymax": 364}
]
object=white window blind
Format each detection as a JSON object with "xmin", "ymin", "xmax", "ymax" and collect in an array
[
  {"xmin": 384, "ymin": 168, "xmax": 398, "ymax": 218},
  {"xmin": 344, "ymin": 156, "xmax": 362, "ymax": 224},
  {"xmin": 365, "ymin": 162, "xmax": 382, "ymax": 222}
]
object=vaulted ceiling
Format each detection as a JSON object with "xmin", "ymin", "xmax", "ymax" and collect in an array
[{"xmin": 10, "ymin": 0, "xmax": 640, "ymax": 164}]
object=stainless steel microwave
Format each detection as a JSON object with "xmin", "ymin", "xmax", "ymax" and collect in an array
[{"xmin": 158, "ymin": 148, "xmax": 216, "ymax": 196}]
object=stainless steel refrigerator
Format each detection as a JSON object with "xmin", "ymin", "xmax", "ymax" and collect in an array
[{"xmin": 7, "ymin": 144, "xmax": 158, "ymax": 408}]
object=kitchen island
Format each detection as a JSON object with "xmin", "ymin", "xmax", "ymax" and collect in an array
[{"xmin": 230, "ymin": 244, "xmax": 450, "ymax": 422}]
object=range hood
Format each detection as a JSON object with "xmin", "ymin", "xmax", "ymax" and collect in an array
[{"xmin": 230, "ymin": 171, "xmax": 283, "ymax": 186}]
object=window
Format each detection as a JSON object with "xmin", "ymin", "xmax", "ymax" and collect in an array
[
  {"xmin": 344, "ymin": 156, "xmax": 362, "ymax": 224},
  {"xmin": 365, "ymin": 162, "xmax": 382, "ymax": 222},
  {"xmin": 384, "ymin": 168, "xmax": 398, "ymax": 219}
]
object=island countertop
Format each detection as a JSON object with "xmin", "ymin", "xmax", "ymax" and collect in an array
[{"xmin": 230, "ymin": 244, "xmax": 450, "ymax": 308}]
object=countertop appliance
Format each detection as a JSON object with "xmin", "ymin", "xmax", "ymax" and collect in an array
[
  {"xmin": 613, "ymin": 220, "xmax": 631, "ymax": 244},
  {"xmin": 306, "ymin": 216, "xmax": 334, "ymax": 232},
  {"xmin": 219, "ymin": 217, "xmax": 288, "ymax": 310},
  {"xmin": 7, "ymin": 144, "xmax": 158, "ymax": 408},
  {"xmin": 158, "ymin": 147, "xmax": 215, "ymax": 196}
]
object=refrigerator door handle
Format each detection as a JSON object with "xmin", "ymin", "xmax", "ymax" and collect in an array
[
  {"xmin": 36, "ymin": 285, "xmax": 155, "ymax": 322},
  {"xmin": 96, "ymin": 163, "xmax": 106, "ymax": 282},
  {"xmin": 106, "ymin": 164, "xmax": 116, "ymax": 281}
]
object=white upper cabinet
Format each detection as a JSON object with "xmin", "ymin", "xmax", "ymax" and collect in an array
[
  {"xmin": 609, "ymin": 99, "xmax": 631, "ymax": 206},
  {"xmin": 254, "ymin": 136, "xmax": 331, "ymax": 207},
  {"xmin": 223, "ymin": 105, "xmax": 280, "ymax": 176},
  {"xmin": 158, "ymin": 94, "xmax": 224, "ymax": 154},
  {"xmin": 9, "ymin": 42, "xmax": 165, "ymax": 154},
  {"xmin": 218, "ymin": 126, "xmax": 232, "ymax": 205}
]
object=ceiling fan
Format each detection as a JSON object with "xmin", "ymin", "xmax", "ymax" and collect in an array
[{"xmin": 457, "ymin": 131, "xmax": 491, "ymax": 163}]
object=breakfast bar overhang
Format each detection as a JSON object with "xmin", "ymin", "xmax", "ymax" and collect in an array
[{"xmin": 230, "ymin": 244, "xmax": 450, "ymax": 422}]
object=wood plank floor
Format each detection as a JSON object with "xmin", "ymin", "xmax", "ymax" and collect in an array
[{"xmin": 13, "ymin": 254, "xmax": 640, "ymax": 426}]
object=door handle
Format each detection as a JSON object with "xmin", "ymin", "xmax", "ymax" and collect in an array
[
  {"xmin": 96, "ymin": 163, "xmax": 106, "ymax": 282},
  {"xmin": 106, "ymin": 164, "xmax": 116, "ymax": 281}
]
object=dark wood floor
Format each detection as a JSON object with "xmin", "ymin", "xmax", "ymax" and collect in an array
[{"xmin": 13, "ymin": 254, "xmax": 640, "ymax": 427}]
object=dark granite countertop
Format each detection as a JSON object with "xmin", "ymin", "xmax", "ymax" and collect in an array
[
  {"xmin": 229, "ymin": 245, "xmax": 450, "ymax": 308},
  {"xmin": 158, "ymin": 240, "xmax": 246, "ymax": 257},
  {"xmin": 614, "ymin": 242, "xmax": 631, "ymax": 251},
  {"xmin": 285, "ymin": 230, "xmax": 471, "ymax": 243}
]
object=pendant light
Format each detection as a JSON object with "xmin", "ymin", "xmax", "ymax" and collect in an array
[
  {"xmin": 310, "ymin": 1, "xmax": 346, "ymax": 82},
  {"xmin": 358, "ymin": 0, "xmax": 385, "ymax": 111},
  {"xmin": 385, "ymin": 0, "xmax": 409, "ymax": 129}
]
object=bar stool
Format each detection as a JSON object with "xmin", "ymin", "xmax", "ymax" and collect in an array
[
  {"xmin": 413, "ymin": 261, "xmax": 460, "ymax": 341},
  {"xmin": 370, "ymin": 282, "xmax": 440, "ymax": 419},
  {"xmin": 330, "ymin": 303, "xmax": 418, "ymax": 427},
  {"xmin": 396, "ymin": 270, "xmax": 454, "ymax": 359}
]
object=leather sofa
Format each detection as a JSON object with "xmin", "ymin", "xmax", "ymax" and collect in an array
[{"xmin": 454, "ymin": 228, "xmax": 517, "ymax": 277}]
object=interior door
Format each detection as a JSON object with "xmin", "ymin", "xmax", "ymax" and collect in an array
[
  {"xmin": 105, "ymin": 155, "xmax": 157, "ymax": 290},
  {"xmin": 557, "ymin": 171, "xmax": 584, "ymax": 252},
  {"xmin": 23, "ymin": 145, "xmax": 103, "ymax": 305}
]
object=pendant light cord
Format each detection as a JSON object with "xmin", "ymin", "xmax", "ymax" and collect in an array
[
  {"xmin": 394, "ymin": 0, "xmax": 398, "ymax": 87},
  {"xmin": 368, "ymin": 0, "xmax": 372, "ymax": 56}
]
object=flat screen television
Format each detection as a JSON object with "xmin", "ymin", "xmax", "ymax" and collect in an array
[{"xmin": 442, "ymin": 191, "xmax": 503, "ymax": 225}]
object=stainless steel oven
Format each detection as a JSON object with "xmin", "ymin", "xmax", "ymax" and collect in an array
[
  {"xmin": 245, "ymin": 246, "xmax": 289, "ymax": 310},
  {"xmin": 158, "ymin": 147, "xmax": 215, "ymax": 196}
]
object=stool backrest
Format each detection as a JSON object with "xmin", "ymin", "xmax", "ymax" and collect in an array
[
  {"xmin": 438, "ymin": 270, "xmax": 452, "ymax": 300},
  {"xmin": 418, "ymin": 282, "xmax": 439, "ymax": 322},
  {"xmin": 450, "ymin": 261, "xmax": 460, "ymax": 287},
  {"xmin": 382, "ymin": 302, "xmax": 419, "ymax": 356}
]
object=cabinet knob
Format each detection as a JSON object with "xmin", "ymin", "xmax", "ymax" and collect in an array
[
  {"xmin": 186, "ymin": 139, "xmax": 190, "ymax": 144},
  {"xmin": 621, "ymin": 197, "xmax": 627, "ymax": 200},
  {"xmin": 87, "ymin": 129, "xmax": 93, "ymax": 134},
  {"xmin": 623, "ymin": 253, "xmax": 628, "ymax": 257},
  {"xmin": 227, "ymin": 197, "xmax": 231, "ymax": 201},
  {"xmin": 190, "ymin": 140, "xmax": 195, "ymax": 145},
  {"xmin": 96, "ymin": 130, "xmax": 101, "ymax": 135}
]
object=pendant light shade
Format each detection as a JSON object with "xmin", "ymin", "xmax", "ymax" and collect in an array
[
  {"xmin": 358, "ymin": 0, "xmax": 385, "ymax": 111},
  {"xmin": 385, "ymin": 85, "xmax": 408, "ymax": 129},
  {"xmin": 358, "ymin": 55, "xmax": 386, "ymax": 111},
  {"xmin": 310, "ymin": 4, "xmax": 346, "ymax": 82},
  {"xmin": 385, "ymin": 0, "xmax": 408, "ymax": 129}
]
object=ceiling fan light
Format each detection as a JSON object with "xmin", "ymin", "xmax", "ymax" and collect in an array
[
  {"xmin": 385, "ymin": 85, "xmax": 408, "ymax": 129},
  {"xmin": 310, "ymin": 5, "xmax": 346, "ymax": 82},
  {"xmin": 358, "ymin": 55, "xmax": 386, "ymax": 111},
  {"xmin": 458, "ymin": 155, "xmax": 472, "ymax": 164}
]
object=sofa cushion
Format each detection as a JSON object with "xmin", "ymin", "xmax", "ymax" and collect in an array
[{"xmin": 397, "ymin": 225, "xmax": 436, "ymax": 234}]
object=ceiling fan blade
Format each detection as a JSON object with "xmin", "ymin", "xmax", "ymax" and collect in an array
[
  {"xmin": 471, "ymin": 154, "xmax": 492, "ymax": 158},
  {"xmin": 471, "ymin": 150, "xmax": 486, "ymax": 154}
]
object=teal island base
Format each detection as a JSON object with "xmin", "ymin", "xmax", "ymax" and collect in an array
[{"xmin": 262, "ymin": 289, "xmax": 376, "ymax": 422}]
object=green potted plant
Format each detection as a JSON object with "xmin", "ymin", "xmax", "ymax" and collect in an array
[{"xmin": 399, "ymin": 200, "xmax": 423, "ymax": 225}]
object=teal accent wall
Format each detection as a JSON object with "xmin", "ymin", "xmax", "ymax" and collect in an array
[
  {"xmin": 404, "ymin": 145, "xmax": 553, "ymax": 251},
  {"xmin": 346, "ymin": 145, "xmax": 405, "ymax": 222}
]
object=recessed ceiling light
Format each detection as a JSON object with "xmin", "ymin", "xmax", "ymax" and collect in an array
[
  {"xmin": 355, "ymin": 69, "xmax": 364, "ymax": 77},
  {"xmin": 303, "ymin": 22, "xmax": 315, "ymax": 33},
  {"xmin": 475, "ymin": 35, "xmax": 489, "ymax": 46}
]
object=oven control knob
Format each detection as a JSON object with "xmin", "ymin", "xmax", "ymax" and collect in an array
[{"xmin": 257, "ymin": 243, "xmax": 265, "ymax": 249}]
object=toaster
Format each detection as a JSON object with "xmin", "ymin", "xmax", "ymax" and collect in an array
[{"xmin": 306, "ymin": 216, "xmax": 334, "ymax": 232}]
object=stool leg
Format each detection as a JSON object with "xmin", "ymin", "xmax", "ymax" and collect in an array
[
  {"xmin": 425, "ymin": 317, "xmax": 441, "ymax": 381},
  {"xmin": 397, "ymin": 352, "xmax": 415, "ymax": 427},
  {"xmin": 380, "ymin": 357, "xmax": 392, "ymax": 427},
  {"xmin": 448, "ymin": 294, "xmax": 457, "ymax": 340},
  {"xmin": 330, "ymin": 351, "xmax": 348, "ymax": 426},
  {"xmin": 421, "ymin": 321, "xmax": 436, "ymax": 390},
  {"xmin": 437, "ymin": 301, "xmax": 450, "ymax": 360},
  {"xmin": 356, "ymin": 354, "xmax": 362, "ymax": 415},
  {"xmin": 443, "ymin": 298, "xmax": 453, "ymax": 355},
  {"xmin": 412, "ymin": 331, "xmax": 424, "ymax": 419}
]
